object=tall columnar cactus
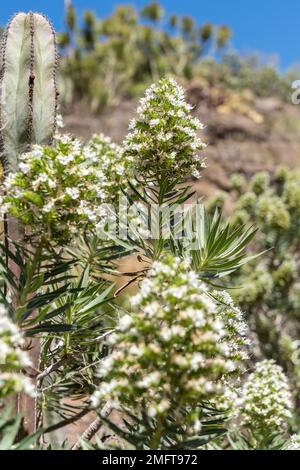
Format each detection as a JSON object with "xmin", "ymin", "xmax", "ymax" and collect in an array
[
  {"xmin": 0, "ymin": 12, "xmax": 58, "ymax": 172},
  {"xmin": 0, "ymin": 12, "xmax": 58, "ymax": 435}
]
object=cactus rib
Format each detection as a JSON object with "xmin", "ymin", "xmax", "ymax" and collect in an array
[{"xmin": 0, "ymin": 11, "xmax": 58, "ymax": 173}]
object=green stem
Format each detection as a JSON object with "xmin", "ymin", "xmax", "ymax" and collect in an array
[{"xmin": 149, "ymin": 416, "xmax": 163, "ymax": 450}]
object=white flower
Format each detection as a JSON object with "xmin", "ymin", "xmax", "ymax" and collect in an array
[
  {"xmin": 65, "ymin": 187, "xmax": 80, "ymax": 199},
  {"xmin": 31, "ymin": 147, "xmax": 43, "ymax": 158},
  {"xmin": 19, "ymin": 162, "xmax": 30, "ymax": 173},
  {"xmin": 285, "ymin": 434, "xmax": 300, "ymax": 450},
  {"xmin": 39, "ymin": 173, "xmax": 49, "ymax": 182},
  {"xmin": 128, "ymin": 119, "xmax": 136, "ymax": 130},
  {"xmin": 138, "ymin": 371, "xmax": 161, "ymax": 388},
  {"xmin": 129, "ymin": 345, "xmax": 143, "ymax": 357},
  {"xmin": 98, "ymin": 356, "xmax": 114, "ymax": 377},
  {"xmin": 143, "ymin": 302, "xmax": 160, "ymax": 317},
  {"xmin": 147, "ymin": 405, "xmax": 157, "ymax": 418},
  {"xmin": 191, "ymin": 352, "xmax": 204, "ymax": 370},
  {"xmin": 0, "ymin": 307, "xmax": 34, "ymax": 399},
  {"xmin": 48, "ymin": 179, "xmax": 56, "ymax": 189},
  {"xmin": 90, "ymin": 390, "xmax": 101, "ymax": 408},
  {"xmin": 42, "ymin": 201, "xmax": 54, "ymax": 213},
  {"xmin": 160, "ymin": 327, "xmax": 172, "ymax": 342},
  {"xmin": 57, "ymin": 154, "xmax": 75, "ymax": 165},
  {"xmin": 149, "ymin": 118, "xmax": 160, "ymax": 127},
  {"xmin": 118, "ymin": 314, "xmax": 133, "ymax": 332}
]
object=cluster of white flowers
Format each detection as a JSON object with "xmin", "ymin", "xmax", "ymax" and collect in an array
[
  {"xmin": 91, "ymin": 255, "xmax": 249, "ymax": 435},
  {"xmin": 0, "ymin": 134, "xmax": 124, "ymax": 245},
  {"xmin": 0, "ymin": 306, "xmax": 34, "ymax": 399},
  {"xmin": 238, "ymin": 360, "xmax": 293, "ymax": 432},
  {"xmin": 285, "ymin": 434, "xmax": 300, "ymax": 450},
  {"xmin": 123, "ymin": 78, "xmax": 207, "ymax": 181},
  {"xmin": 85, "ymin": 134, "xmax": 133, "ymax": 205}
]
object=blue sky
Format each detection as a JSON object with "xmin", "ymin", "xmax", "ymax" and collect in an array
[{"xmin": 0, "ymin": 0, "xmax": 299, "ymax": 70}]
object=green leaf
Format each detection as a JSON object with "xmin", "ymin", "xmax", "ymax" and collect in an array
[
  {"xmin": 77, "ymin": 285, "xmax": 114, "ymax": 316},
  {"xmin": 0, "ymin": 415, "xmax": 22, "ymax": 450},
  {"xmin": 14, "ymin": 429, "xmax": 42, "ymax": 450},
  {"xmin": 25, "ymin": 323, "xmax": 76, "ymax": 335}
]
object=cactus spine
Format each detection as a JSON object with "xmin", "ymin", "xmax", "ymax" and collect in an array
[{"xmin": 0, "ymin": 12, "xmax": 58, "ymax": 172}]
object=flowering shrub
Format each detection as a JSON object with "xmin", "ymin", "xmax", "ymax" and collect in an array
[
  {"xmin": 238, "ymin": 360, "xmax": 292, "ymax": 433},
  {"xmin": 1, "ymin": 72, "xmax": 298, "ymax": 450},
  {"xmin": 0, "ymin": 306, "xmax": 34, "ymax": 399},
  {"xmin": 123, "ymin": 78, "xmax": 207, "ymax": 181},
  {"xmin": 0, "ymin": 135, "xmax": 117, "ymax": 245},
  {"xmin": 91, "ymin": 255, "xmax": 249, "ymax": 448}
]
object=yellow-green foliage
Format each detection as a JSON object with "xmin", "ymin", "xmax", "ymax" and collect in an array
[{"xmin": 208, "ymin": 167, "xmax": 300, "ymax": 406}]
